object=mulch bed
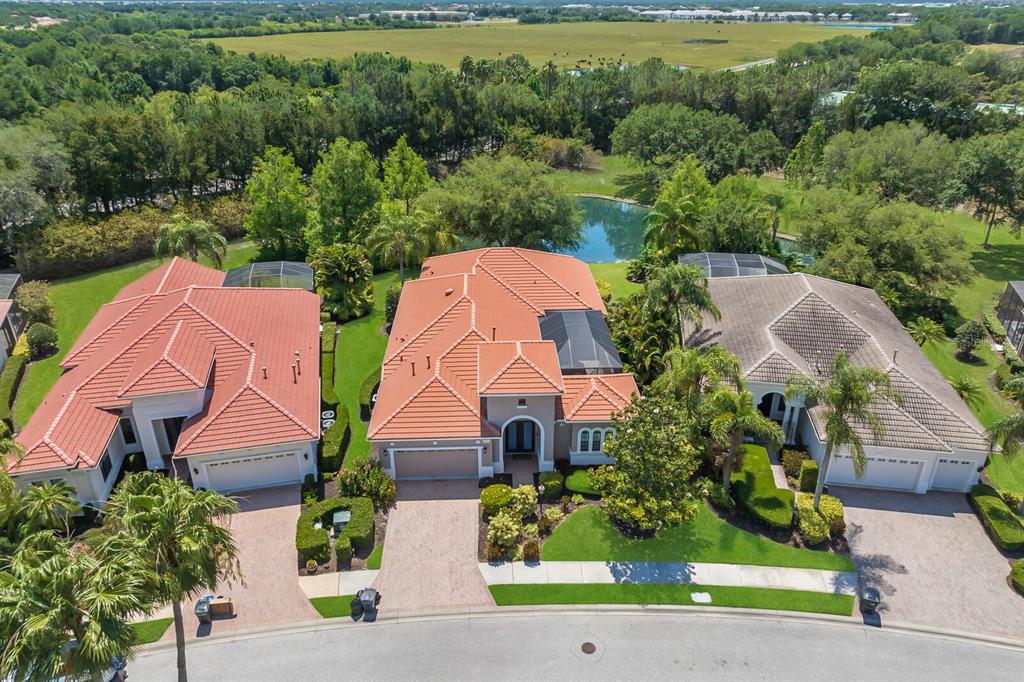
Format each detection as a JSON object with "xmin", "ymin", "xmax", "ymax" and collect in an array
[
  {"xmin": 297, "ymin": 503, "xmax": 390, "ymax": 576},
  {"xmin": 476, "ymin": 497, "xmax": 601, "ymax": 562}
]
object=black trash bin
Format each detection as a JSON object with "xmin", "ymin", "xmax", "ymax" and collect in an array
[
  {"xmin": 859, "ymin": 585, "xmax": 881, "ymax": 614},
  {"xmin": 194, "ymin": 595, "xmax": 213, "ymax": 624}
]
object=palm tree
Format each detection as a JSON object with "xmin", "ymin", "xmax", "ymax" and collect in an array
[
  {"xmin": 988, "ymin": 411, "xmax": 1024, "ymax": 459},
  {"xmin": 652, "ymin": 345, "xmax": 741, "ymax": 412},
  {"xmin": 785, "ymin": 351, "xmax": 900, "ymax": 510},
  {"xmin": 707, "ymin": 387, "xmax": 785, "ymax": 492},
  {"xmin": 906, "ymin": 317, "xmax": 945, "ymax": 347},
  {"xmin": 366, "ymin": 207, "xmax": 429, "ymax": 282},
  {"xmin": 765, "ymin": 188, "xmax": 785, "ymax": 242},
  {"xmin": 154, "ymin": 214, "xmax": 228, "ymax": 267},
  {"xmin": 541, "ymin": 60, "xmax": 559, "ymax": 97},
  {"xmin": 643, "ymin": 263, "xmax": 721, "ymax": 342},
  {"xmin": 1001, "ymin": 375, "xmax": 1024, "ymax": 405},
  {"xmin": 0, "ymin": 531, "xmax": 148, "ymax": 682},
  {"xmin": 950, "ymin": 375, "xmax": 982, "ymax": 406},
  {"xmin": 19, "ymin": 480, "xmax": 79, "ymax": 532},
  {"xmin": 643, "ymin": 197, "xmax": 705, "ymax": 257},
  {"xmin": 103, "ymin": 473, "xmax": 240, "ymax": 682}
]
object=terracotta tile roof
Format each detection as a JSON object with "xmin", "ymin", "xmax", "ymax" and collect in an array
[
  {"xmin": 693, "ymin": 273, "xmax": 989, "ymax": 454},
  {"xmin": 368, "ymin": 248, "xmax": 632, "ymax": 441},
  {"xmin": 10, "ymin": 258, "xmax": 319, "ymax": 475},
  {"xmin": 557, "ymin": 374, "xmax": 638, "ymax": 421}
]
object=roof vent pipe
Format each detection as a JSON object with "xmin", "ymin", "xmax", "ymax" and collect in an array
[
  {"xmin": 261, "ymin": 366, "xmax": 268, "ymax": 379},
  {"xmin": 291, "ymin": 364, "xmax": 297, "ymax": 383},
  {"xmin": 412, "ymin": 361, "xmax": 416, "ymax": 377},
  {"xmin": 492, "ymin": 326, "xmax": 496, "ymax": 341},
  {"xmin": 892, "ymin": 348, "xmax": 898, "ymax": 364},
  {"xmin": 426, "ymin": 354, "xmax": 431, "ymax": 369},
  {"xmin": 295, "ymin": 350, "xmax": 301, "ymax": 375}
]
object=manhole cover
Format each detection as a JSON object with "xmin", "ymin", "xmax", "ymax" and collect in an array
[{"xmin": 581, "ymin": 642, "xmax": 597, "ymax": 655}]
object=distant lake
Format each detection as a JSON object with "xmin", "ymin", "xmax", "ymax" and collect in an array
[{"xmin": 556, "ymin": 197, "xmax": 649, "ymax": 263}]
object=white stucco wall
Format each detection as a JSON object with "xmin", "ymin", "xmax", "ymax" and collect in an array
[
  {"xmin": 129, "ymin": 388, "xmax": 208, "ymax": 469},
  {"xmin": 185, "ymin": 439, "xmax": 318, "ymax": 490}
]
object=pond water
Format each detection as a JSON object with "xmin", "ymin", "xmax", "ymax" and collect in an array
[{"xmin": 556, "ymin": 196, "xmax": 649, "ymax": 263}]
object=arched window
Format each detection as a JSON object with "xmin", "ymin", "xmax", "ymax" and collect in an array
[
  {"xmin": 579, "ymin": 430, "xmax": 590, "ymax": 452},
  {"xmin": 592, "ymin": 430, "xmax": 603, "ymax": 452},
  {"xmin": 577, "ymin": 428, "xmax": 617, "ymax": 453}
]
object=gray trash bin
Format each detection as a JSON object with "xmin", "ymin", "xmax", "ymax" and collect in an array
[
  {"xmin": 859, "ymin": 585, "xmax": 881, "ymax": 614},
  {"xmin": 194, "ymin": 595, "xmax": 213, "ymax": 624},
  {"xmin": 357, "ymin": 588, "xmax": 380, "ymax": 613}
]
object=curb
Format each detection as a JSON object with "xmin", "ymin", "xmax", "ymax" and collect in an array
[{"xmin": 136, "ymin": 604, "xmax": 1024, "ymax": 655}]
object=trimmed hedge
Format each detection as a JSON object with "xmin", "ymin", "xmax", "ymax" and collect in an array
[
  {"xmin": 320, "ymin": 405, "xmax": 351, "ymax": 473},
  {"xmin": 0, "ymin": 353, "xmax": 28, "ymax": 426},
  {"xmin": 321, "ymin": 352, "xmax": 338, "ymax": 408},
  {"xmin": 781, "ymin": 449, "xmax": 807, "ymax": 479},
  {"xmin": 984, "ymin": 311, "xmax": 1008, "ymax": 343},
  {"xmin": 969, "ymin": 484, "xmax": 1024, "ymax": 552},
  {"xmin": 538, "ymin": 471, "xmax": 564, "ymax": 500},
  {"xmin": 359, "ymin": 366, "xmax": 381, "ymax": 421},
  {"xmin": 321, "ymin": 321, "xmax": 337, "ymax": 355},
  {"xmin": 1011, "ymin": 559, "xmax": 1024, "ymax": 598},
  {"xmin": 481, "ymin": 484, "xmax": 513, "ymax": 518},
  {"xmin": 796, "ymin": 494, "xmax": 829, "ymax": 545},
  {"xmin": 731, "ymin": 445, "xmax": 794, "ymax": 529},
  {"xmin": 296, "ymin": 496, "xmax": 374, "ymax": 564},
  {"xmin": 335, "ymin": 536, "xmax": 353, "ymax": 565},
  {"xmin": 799, "ymin": 460, "xmax": 819, "ymax": 493}
]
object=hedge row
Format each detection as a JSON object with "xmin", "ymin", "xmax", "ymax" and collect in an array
[
  {"xmin": 14, "ymin": 195, "xmax": 250, "ymax": 280},
  {"xmin": 969, "ymin": 484, "xmax": 1024, "ymax": 552},
  {"xmin": 295, "ymin": 496, "xmax": 374, "ymax": 564},
  {"xmin": 320, "ymin": 405, "xmax": 351, "ymax": 473},
  {"xmin": 321, "ymin": 321, "xmax": 337, "ymax": 355},
  {"xmin": 321, "ymin": 321, "xmax": 339, "ymax": 407},
  {"xmin": 731, "ymin": 445, "xmax": 794, "ymax": 529},
  {"xmin": 0, "ymin": 354, "xmax": 28, "ymax": 427},
  {"xmin": 359, "ymin": 365, "xmax": 381, "ymax": 421},
  {"xmin": 1011, "ymin": 558, "xmax": 1024, "ymax": 598}
]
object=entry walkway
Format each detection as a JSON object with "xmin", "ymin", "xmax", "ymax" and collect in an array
[{"xmin": 479, "ymin": 561, "xmax": 857, "ymax": 595}]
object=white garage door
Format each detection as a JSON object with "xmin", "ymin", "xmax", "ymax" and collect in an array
[
  {"xmin": 827, "ymin": 453, "xmax": 924, "ymax": 491},
  {"xmin": 205, "ymin": 452, "xmax": 300, "ymax": 492},
  {"xmin": 931, "ymin": 458, "xmax": 976, "ymax": 492},
  {"xmin": 394, "ymin": 448, "xmax": 478, "ymax": 480}
]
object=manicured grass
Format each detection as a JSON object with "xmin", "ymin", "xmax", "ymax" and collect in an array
[
  {"xmin": 565, "ymin": 469, "xmax": 599, "ymax": 496},
  {"xmin": 731, "ymin": 444, "xmax": 794, "ymax": 529},
  {"xmin": 588, "ymin": 262, "xmax": 640, "ymax": 301},
  {"xmin": 367, "ymin": 543, "xmax": 384, "ymax": 570},
  {"xmin": 552, "ymin": 154, "xmax": 652, "ymax": 202},
  {"xmin": 489, "ymin": 583, "xmax": 854, "ymax": 616},
  {"xmin": 14, "ymin": 242, "xmax": 258, "ymax": 426},
  {"xmin": 542, "ymin": 504, "xmax": 855, "ymax": 571},
  {"xmin": 337, "ymin": 271, "xmax": 401, "ymax": 469},
  {"xmin": 309, "ymin": 595, "xmax": 357, "ymax": 618},
  {"xmin": 969, "ymin": 483, "xmax": 1024, "ymax": 551},
  {"xmin": 131, "ymin": 617, "xmax": 173, "ymax": 645},
  {"xmin": 209, "ymin": 22, "xmax": 863, "ymax": 70}
]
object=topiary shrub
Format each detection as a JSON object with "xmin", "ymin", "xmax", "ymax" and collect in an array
[
  {"xmin": 26, "ymin": 322, "xmax": 58, "ymax": 360},
  {"xmin": 509, "ymin": 485, "xmax": 538, "ymax": 520},
  {"xmin": 1011, "ymin": 558, "xmax": 1024, "ymax": 598},
  {"xmin": 730, "ymin": 445, "xmax": 794, "ymax": 529},
  {"xmin": 385, "ymin": 284, "xmax": 402, "ymax": 325},
  {"xmin": 538, "ymin": 471, "xmax": 564, "ymax": 500},
  {"xmin": 359, "ymin": 366, "xmax": 381, "ymax": 421},
  {"xmin": 799, "ymin": 460, "xmax": 819, "ymax": 493},
  {"xmin": 781, "ymin": 449, "xmax": 807, "ymax": 479},
  {"xmin": 817, "ymin": 494, "xmax": 846, "ymax": 537},
  {"xmin": 296, "ymin": 496, "xmax": 375, "ymax": 564},
  {"xmin": 0, "ymin": 353, "xmax": 28, "ymax": 425},
  {"xmin": 522, "ymin": 540, "xmax": 540, "ymax": 562},
  {"xmin": 955, "ymin": 320, "xmax": 986, "ymax": 358},
  {"xmin": 487, "ymin": 509, "xmax": 522, "ymax": 552},
  {"xmin": 969, "ymin": 484, "xmax": 1024, "ymax": 552},
  {"xmin": 480, "ymin": 484, "xmax": 513, "ymax": 518},
  {"xmin": 320, "ymin": 405, "xmax": 350, "ymax": 473},
  {"xmin": 335, "ymin": 535, "xmax": 353, "ymax": 565},
  {"xmin": 796, "ymin": 493, "xmax": 829, "ymax": 545}
]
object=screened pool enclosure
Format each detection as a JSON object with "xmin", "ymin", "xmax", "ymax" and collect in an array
[{"xmin": 223, "ymin": 262, "xmax": 315, "ymax": 292}]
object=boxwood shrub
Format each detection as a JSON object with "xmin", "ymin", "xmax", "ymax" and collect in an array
[
  {"xmin": 969, "ymin": 484, "xmax": 1024, "ymax": 552},
  {"xmin": 538, "ymin": 471, "xmax": 564, "ymax": 500},
  {"xmin": 1011, "ymin": 558, "xmax": 1024, "ymax": 598},
  {"xmin": 796, "ymin": 493, "xmax": 829, "ymax": 545},
  {"xmin": 480, "ymin": 484, "xmax": 513, "ymax": 518},
  {"xmin": 359, "ymin": 366, "xmax": 381, "ymax": 421},
  {"xmin": 731, "ymin": 445, "xmax": 794, "ymax": 529},
  {"xmin": 320, "ymin": 405, "xmax": 350, "ymax": 473},
  {"xmin": 321, "ymin": 351, "xmax": 338, "ymax": 408},
  {"xmin": 295, "ymin": 496, "xmax": 375, "ymax": 564},
  {"xmin": 0, "ymin": 353, "xmax": 27, "ymax": 425},
  {"xmin": 799, "ymin": 460, "xmax": 819, "ymax": 493}
]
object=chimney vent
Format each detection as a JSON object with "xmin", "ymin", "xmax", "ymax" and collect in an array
[
  {"xmin": 261, "ymin": 366, "xmax": 268, "ymax": 379},
  {"xmin": 491, "ymin": 326, "xmax": 497, "ymax": 341},
  {"xmin": 426, "ymin": 354, "xmax": 431, "ymax": 369},
  {"xmin": 291, "ymin": 364, "xmax": 297, "ymax": 383},
  {"xmin": 412, "ymin": 361, "xmax": 416, "ymax": 377},
  {"xmin": 892, "ymin": 348, "xmax": 898, "ymax": 364},
  {"xmin": 444, "ymin": 288, "xmax": 454, "ymax": 296}
]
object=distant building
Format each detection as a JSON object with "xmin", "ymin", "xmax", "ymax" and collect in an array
[{"xmin": 997, "ymin": 282, "xmax": 1024, "ymax": 356}]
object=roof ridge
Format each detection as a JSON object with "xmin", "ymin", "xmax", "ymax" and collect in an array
[
  {"xmin": 566, "ymin": 378, "xmax": 613, "ymax": 420},
  {"xmin": 475, "ymin": 262, "xmax": 545, "ymax": 316},
  {"xmin": 595, "ymin": 375, "xmax": 631, "ymax": 404},
  {"xmin": 155, "ymin": 257, "xmax": 180, "ymax": 294},
  {"xmin": 173, "ymin": 356, "xmax": 254, "ymax": 453},
  {"xmin": 508, "ymin": 248, "xmax": 590, "ymax": 307},
  {"xmin": 245, "ymin": 381, "xmax": 318, "ymax": 440},
  {"xmin": 368, "ymin": 375, "xmax": 456, "ymax": 439},
  {"xmin": 384, "ymin": 294, "xmax": 470, "ymax": 363},
  {"xmin": 873, "ymin": 393, "xmax": 950, "ymax": 452},
  {"xmin": 181, "ymin": 299, "xmax": 254, "ymax": 355},
  {"xmin": 63, "ymin": 296, "xmax": 152, "ymax": 365}
]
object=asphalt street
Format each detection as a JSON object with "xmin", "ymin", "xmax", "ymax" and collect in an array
[{"xmin": 130, "ymin": 610, "xmax": 1023, "ymax": 681}]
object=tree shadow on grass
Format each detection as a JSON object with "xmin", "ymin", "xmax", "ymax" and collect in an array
[
  {"xmin": 970, "ymin": 241, "xmax": 1024, "ymax": 284},
  {"xmin": 613, "ymin": 172, "xmax": 657, "ymax": 205}
]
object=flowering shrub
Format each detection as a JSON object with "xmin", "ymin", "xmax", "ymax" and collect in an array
[
  {"xmin": 487, "ymin": 509, "xmax": 522, "ymax": 551},
  {"xmin": 508, "ymin": 485, "xmax": 538, "ymax": 520},
  {"xmin": 335, "ymin": 461, "xmax": 396, "ymax": 511}
]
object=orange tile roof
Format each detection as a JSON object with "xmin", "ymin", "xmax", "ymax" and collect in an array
[
  {"xmin": 11, "ymin": 258, "xmax": 319, "ymax": 475},
  {"xmin": 558, "ymin": 374, "xmax": 638, "ymax": 421},
  {"xmin": 368, "ymin": 248, "xmax": 635, "ymax": 442}
]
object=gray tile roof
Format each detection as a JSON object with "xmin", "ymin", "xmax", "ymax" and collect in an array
[{"xmin": 692, "ymin": 273, "xmax": 989, "ymax": 454}]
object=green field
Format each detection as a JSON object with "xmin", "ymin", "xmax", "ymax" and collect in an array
[{"xmin": 209, "ymin": 22, "xmax": 863, "ymax": 70}]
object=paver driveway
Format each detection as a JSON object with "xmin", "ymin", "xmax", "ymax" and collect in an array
[
  {"xmin": 372, "ymin": 481, "xmax": 495, "ymax": 617},
  {"xmin": 159, "ymin": 484, "xmax": 317, "ymax": 640},
  {"xmin": 837, "ymin": 487, "xmax": 1024, "ymax": 639}
]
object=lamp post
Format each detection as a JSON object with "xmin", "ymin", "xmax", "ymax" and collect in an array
[{"xmin": 538, "ymin": 483, "xmax": 546, "ymax": 517}]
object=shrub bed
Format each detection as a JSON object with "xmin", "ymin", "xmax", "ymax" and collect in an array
[
  {"xmin": 295, "ymin": 496, "xmax": 375, "ymax": 564},
  {"xmin": 731, "ymin": 445, "xmax": 794, "ymax": 529},
  {"xmin": 799, "ymin": 460, "xmax": 818, "ymax": 493},
  {"xmin": 359, "ymin": 366, "xmax": 381, "ymax": 421},
  {"xmin": 481, "ymin": 484, "xmax": 513, "ymax": 518},
  {"xmin": 1011, "ymin": 558, "xmax": 1024, "ymax": 597},
  {"xmin": 796, "ymin": 493, "xmax": 845, "ymax": 545},
  {"xmin": 969, "ymin": 484, "xmax": 1024, "ymax": 552},
  {"xmin": 320, "ymin": 405, "xmax": 350, "ymax": 473},
  {"xmin": 781, "ymin": 449, "xmax": 807, "ymax": 479},
  {"xmin": 0, "ymin": 353, "xmax": 28, "ymax": 426},
  {"xmin": 538, "ymin": 471, "xmax": 564, "ymax": 500}
]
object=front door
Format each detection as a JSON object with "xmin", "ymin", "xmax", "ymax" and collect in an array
[{"xmin": 504, "ymin": 420, "xmax": 535, "ymax": 454}]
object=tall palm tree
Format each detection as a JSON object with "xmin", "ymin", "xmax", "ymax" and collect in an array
[
  {"xmin": 19, "ymin": 480, "xmax": 79, "ymax": 533},
  {"xmin": 154, "ymin": 213, "xmax": 228, "ymax": 267},
  {"xmin": 652, "ymin": 345, "xmax": 741, "ymax": 413},
  {"xmin": 707, "ymin": 387, "xmax": 785, "ymax": 492},
  {"xmin": 765, "ymin": 188, "xmax": 785, "ymax": 242},
  {"xmin": 103, "ymin": 473, "xmax": 240, "ymax": 682},
  {"xmin": 785, "ymin": 351, "xmax": 900, "ymax": 510},
  {"xmin": 642, "ymin": 197, "xmax": 705, "ymax": 257},
  {"xmin": 988, "ymin": 411, "xmax": 1024, "ymax": 459},
  {"xmin": 905, "ymin": 317, "xmax": 945, "ymax": 347},
  {"xmin": 541, "ymin": 60, "xmax": 559, "ymax": 97},
  {"xmin": 0, "ymin": 531, "xmax": 148, "ymax": 682},
  {"xmin": 366, "ymin": 208, "xmax": 429, "ymax": 282},
  {"xmin": 643, "ymin": 263, "xmax": 720, "ymax": 342}
]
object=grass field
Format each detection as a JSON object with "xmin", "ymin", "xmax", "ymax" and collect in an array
[
  {"xmin": 551, "ymin": 154, "xmax": 650, "ymax": 201},
  {"xmin": 131, "ymin": 617, "xmax": 173, "ymax": 645},
  {"xmin": 489, "ymin": 583, "xmax": 854, "ymax": 615},
  {"xmin": 309, "ymin": 595, "xmax": 356, "ymax": 618},
  {"xmin": 209, "ymin": 22, "xmax": 863, "ymax": 70},
  {"xmin": 14, "ymin": 242, "xmax": 259, "ymax": 426}
]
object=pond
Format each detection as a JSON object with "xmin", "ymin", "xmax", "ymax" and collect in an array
[{"xmin": 556, "ymin": 196, "xmax": 649, "ymax": 263}]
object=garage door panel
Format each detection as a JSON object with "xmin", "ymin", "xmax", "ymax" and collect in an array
[
  {"xmin": 206, "ymin": 452, "xmax": 300, "ymax": 492},
  {"xmin": 394, "ymin": 448, "xmax": 477, "ymax": 480},
  {"xmin": 827, "ymin": 454, "xmax": 924, "ymax": 491},
  {"xmin": 932, "ymin": 458, "xmax": 975, "ymax": 491}
]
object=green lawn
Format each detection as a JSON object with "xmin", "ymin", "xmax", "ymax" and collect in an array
[
  {"xmin": 588, "ymin": 262, "xmax": 640, "ymax": 301},
  {"xmin": 542, "ymin": 504, "xmax": 855, "ymax": 572},
  {"xmin": 131, "ymin": 617, "xmax": 173, "ymax": 645},
  {"xmin": 552, "ymin": 154, "xmax": 652, "ymax": 202},
  {"xmin": 367, "ymin": 543, "xmax": 384, "ymax": 570},
  {"xmin": 489, "ymin": 583, "xmax": 854, "ymax": 616},
  {"xmin": 565, "ymin": 469, "xmax": 599, "ymax": 496},
  {"xmin": 309, "ymin": 595, "xmax": 356, "ymax": 618},
  {"xmin": 14, "ymin": 242, "xmax": 259, "ymax": 426},
  {"xmin": 209, "ymin": 22, "xmax": 863, "ymax": 70},
  {"xmin": 337, "ymin": 271, "xmax": 400, "ymax": 469}
]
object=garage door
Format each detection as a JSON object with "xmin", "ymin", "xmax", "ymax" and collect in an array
[
  {"xmin": 205, "ymin": 452, "xmax": 300, "ymax": 492},
  {"xmin": 394, "ymin": 448, "xmax": 478, "ymax": 480},
  {"xmin": 931, "ymin": 458, "xmax": 976, "ymax": 492},
  {"xmin": 827, "ymin": 453, "xmax": 924, "ymax": 491}
]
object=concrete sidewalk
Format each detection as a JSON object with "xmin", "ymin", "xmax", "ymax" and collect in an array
[
  {"xmin": 299, "ymin": 569, "xmax": 380, "ymax": 598},
  {"xmin": 478, "ymin": 561, "xmax": 857, "ymax": 595}
]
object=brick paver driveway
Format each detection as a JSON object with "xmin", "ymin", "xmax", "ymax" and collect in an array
[
  {"xmin": 372, "ymin": 480, "xmax": 495, "ymax": 617},
  {"xmin": 160, "ymin": 484, "xmax": 317, "ymax": 640},
  {"xmin": 837, "ymin": 487, "xmax": 1024, "ymax": 639}
]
